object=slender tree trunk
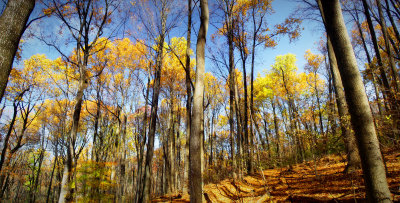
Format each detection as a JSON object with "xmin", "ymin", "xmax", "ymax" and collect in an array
[
  {"xmin": 319, "ymin": 0, "xmax": 392, "ymax": 202},
  {"xmin": 272, "ymin": 100, "xmax": 281, "ymax": 163},
  {"xmin": 361, "ymin": 0, "xmax": 396, "ymax": 112},
  {"xmin": 31, "ymin": 146, "xmax": 45, "ymax": 203},
  {"xmin": 228, "ymin": 23, "xmax": 237, "ymax": 180},
  {"xmin": 0, "ymin": 0, "xmax": 35, "ymax": 102},
  {"xmin": 262, "ymin": 117, "xmax": 271, "ymax": 157},
  {"xmin": 135, "ymin": 76, "xmax": 150, "ymax": 202},
  {"xmin": 315, "ymin": 78, "xmax": 325, "ymax": 152},
  {"xmin": 59, "ymin": 72, "xmax": 88, "ymax": 203},
  {"xmin": 46, "ymin": 157, "xmax": 57, "ymax": 203},
  {"xmin": 189, "ymin": 0, "xmax": 208, "ymax": 201},
  {"xmin": 0, "ymin": 96, "xmax": 19, "ymax": 173},
  {"xmin": 139, "ymin": 13, "xmax": 166, "ymax": 202},
  {"xmin": 183, "ymin": 0, "xmax": 192, "ymax": 194},
  {"xmin": 250, "ymin": 2, "xmax": 259, "ymax": 174},
  {"xmin": 326, "ymin": 61, "xmax": 336, "ymax": 138},
  {"xmin": 376, "ymin": 0, "xmax": 400, "ymax": 93},
  {"xmin": 168, "ymin": 98, "xmax": 175, "ymax": 194},
  {"xmin": 209, "ymin": 112, "xmax": 215, "ymax": 167},
  {"xmin": 389, "ymin": 0, "xmax": 400, "ymax": 20},
  {"xmin": 238, "ymin": 31, "xmax": 252, "ymax": 174},
  {"xmin": 92, "ymin": 81, "xmax": 102, "ymax": 161},
  {"xmin": 117, "ymin": 115, "xmax": 127, "ymax": 201},
  {"xmin": 233, "ymin": 82, "xmax": 244, "ymax": 177},
  {"xmin": 353, "ymin": 9, "xmax": 385, "ymax": 118},
  {"xmin": 385, "ymin": 0, "xmax": 400, "ymax": 44}
]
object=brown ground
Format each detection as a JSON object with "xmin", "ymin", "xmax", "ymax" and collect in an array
[{"xmin": 152, "ymin": 149, "xmax": 400, "ymax": 202}]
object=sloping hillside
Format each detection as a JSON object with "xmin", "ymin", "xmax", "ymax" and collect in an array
[{"xmin": 152, "ymin": 149, "xmax": 400, "ymax": 202}]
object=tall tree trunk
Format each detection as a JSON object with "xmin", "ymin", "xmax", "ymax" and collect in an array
[
  {"xmin": 228, "ymin": 22, "xmax": 237, "ymax": 180},
  {"xmin": 250, "ymin": 1, "xmax": 259, "ymax": 174},
  {"xmin": 46, "ymin": 157, "xmax": 58, "ymax": 203},
  {"xmin": 139, "ymin": 39, "xmax": 165, "ymax": 202},
  {"xmin": 168, "ymin": 98, "xmax": 175, "ymax": 194},
  {"xmin": 326, "ymin": 57, "xmax": 336, "ymax": 137},
  {"xmin": 117, "ymin": 115, "xmax": 127, "ymax": 201},
  {"xmin": 183, "ymin": 0, "xmax": 192, "ymax": 194},
  {"xmin": 376, "ymin": 0, "xmax": 400, "ymax": 93},
  {"xmin": 315, "ymin": 77, "xmax": 325, "ymax": 152},
  {"xmin": 319, "ymin": 0, "xmax": 392, "ymax": 202},
  {"xmin": 59, "ymin": 72, "xmax": 88, "ymax": 203},
  {"xmin": 0, "ymin": 0, "xmax": 35, "ymax": 102},
  {"xmin": 189, "ymin": 0, "xmax": 208, "ymax": 201},
  {"xmin": 352, "ymin": 7, "xmax": 385, "ymax": 117},
  {"xmin": 361, "ymin": 0, "xmax": 396, "ymax": 111},
  {"xmin": 92, "ymin": 80, "xmax": 102, "ymax": 161},
  {"xmin": 139, "ymin": 13, "xmax": 166, "ymax": 202},
  {"xmin": 271, "ymin": 100, "xmax": 281, "ymax": 163},
  {"xmin": 238, "ymin": 25, "xmax": 252, "ymax": 174},
  {"xmin": 389, "ymin": 0, "xmax": 400, "ymax": 20},
  {"xmin": 0, "ymin": 92, "xmax": 21, "ymax": 173},
  {"xmin": 234, "ymin": 82, "xmax": 244, "ymax": 177},
  {"xmin": 328, "ymin": 37, "xmax": 361, "ymax": 172},
  {"xmin": 385, "ymin": 0, "xmax": 400, "ymax": 44},
  {"xmin": 209, "ymin": 112, "xmax": 215, "ymax": 167},
  {"xmin": 31, "ymin": 143, "xmax": 45, "ymax": 203},
  {"xmin": 135, "ymin": 76, "xmax": 150, "ymax": 202},
  {"xmin": 262, "ymin": 116, "xmax": 271, "ymax": 157}
]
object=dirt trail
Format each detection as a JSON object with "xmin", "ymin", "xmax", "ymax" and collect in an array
[{"xmin": 152, "ymin": 150, "xmax": 400, "ymax": 202}]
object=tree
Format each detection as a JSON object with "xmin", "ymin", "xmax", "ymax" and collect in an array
[
  {"xmin": 38, "ymin": 1, "xmax": 119, "ymax": 201},
  {"xmin": 327, "ymin": 37, "xmax": 361, "ymax": 172},
  {"xmin": 0, "ymin": 0, "xmax": 35, "ymax": 102},
  {"xmin": 189, "ymin": 0, "xmax": 209, "ymax": 201},
  {"xmin": 271, "ymin": 54, "xmax": 305, "ymax": 162},
  {"xmin": 138, "ymin": 0, "xmax": 174, "ymax": 200},
  {"xmin": 318, "ymin": 0, "xmax": 391, "ymax": 202},
  {"xmin": 183, "ymin": 0, "xmax": 193, "ymax": 193}
]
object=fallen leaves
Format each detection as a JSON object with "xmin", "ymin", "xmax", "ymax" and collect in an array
[{"xmin": 153, "ymin": 149, "xmax": 400, "ymax": 202}]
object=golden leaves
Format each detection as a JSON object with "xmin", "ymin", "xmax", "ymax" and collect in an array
[{"xmin": 304, "ymin": 49, "xmax": 324, "ymax": 73}]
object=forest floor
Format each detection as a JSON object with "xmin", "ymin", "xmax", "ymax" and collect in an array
[{"xmin": 152, "ymin": 149, "xmax": 400, "ymax": 202}]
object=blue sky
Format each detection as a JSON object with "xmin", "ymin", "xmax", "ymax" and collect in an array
[
  {"xmin": 247, "ymin": 0, "xmax": 324, "ymax": 75},
  {"xmin": 19, "ymin": 0, "xmax": 324, "ymax": 77}
]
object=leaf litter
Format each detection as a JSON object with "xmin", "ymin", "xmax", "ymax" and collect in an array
[{"xmin": 152, "ymin": 149, "xmax": 400, "ymax": 202}]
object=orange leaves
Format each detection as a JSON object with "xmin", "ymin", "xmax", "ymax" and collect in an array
[
  {"xmin": 274, "ymin": 17, "xmax": 302, "ymax": 42},
  {"xmin": 258, "ymin": 33, "xmax": 278, "ymax": 48},
  {"xmin": 42, "ymin": 8, "xmax": 53, "ymax": 16},
  {"xmin": 233, "ymin": 0, "xmax": 274, "ymax": 18},
  {"xmin": 304, "ymin": 49, "xmax": 324, "ymax": 73}
]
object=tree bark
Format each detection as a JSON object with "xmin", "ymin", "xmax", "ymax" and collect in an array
[
  {"xmin": 189, "ymin": 0, "xmax": 208, "ymax": 201},
  {"xmin": 319, "ymin": 0, "xmax": 392, "ymax": 202},
  {"xmin": 0, "ymin": 0, "xmax": 35, "ymax": 102},
  {"xmin": 319, "ymin": 0, "xmax": 362, "ymax": 174},
  {"xmin": 327, "ymin": 37, "xmax": 361, "ymax": 172}
]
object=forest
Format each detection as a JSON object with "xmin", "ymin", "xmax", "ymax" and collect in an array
[{"xmin": 0, "ymin": 0, "xmax": 399, "ymax": 202}]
